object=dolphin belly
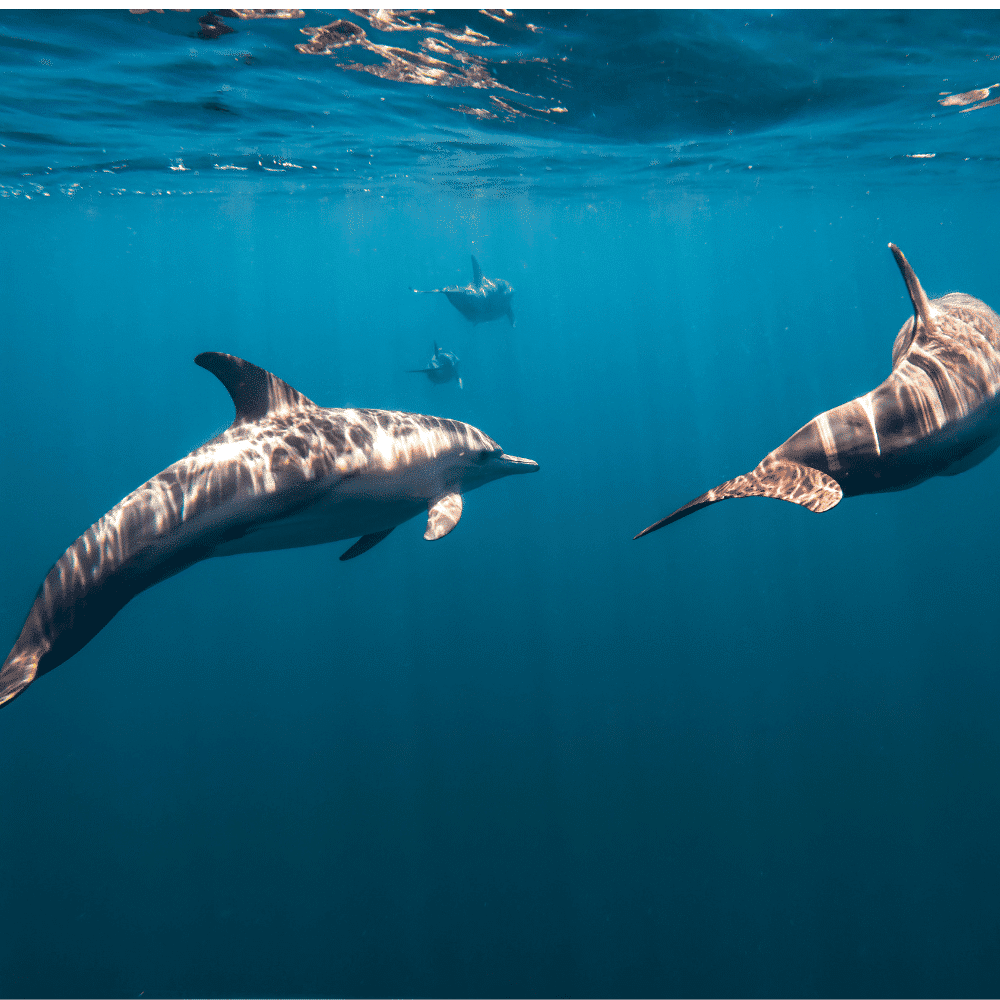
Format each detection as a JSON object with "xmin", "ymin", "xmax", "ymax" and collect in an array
[
  {"xmin": 210, "ymin": 461, "xmax": 449, "ymax": 558},
  {"xmin": 939, "ymin": 434, "xmax": 1000, "ymax": 475},
  {"xmin": 211, "ymin": 492, "xmax": 425, "ymax": 556}
]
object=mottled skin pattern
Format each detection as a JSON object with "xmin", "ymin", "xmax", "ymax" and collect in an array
[
  {"xmin": 413, "ymin": 254, "xmax": 515, "ymax": 326},
  {"xmin": 637, "ymin": 244, "xmax": 1000, "ymax": 538},
  {"xmin": 0, "ymin": 352, "xmax": 538, "ymax": 708},
  {"xmin": 408, "ymin": 342, "xmax": 462, "ymax": 387}
]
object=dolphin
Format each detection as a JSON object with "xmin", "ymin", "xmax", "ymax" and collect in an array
[
  {"xmin": 0, "ymin": 352, "xmax": 539, "ymax": 709},
  {"xmin": 413, "ymin": 255, "xmax": 515, "ymax": 326},
  {"xmin": 636, "ymin": 244, "xmax": 1000, "ymax": 539},
  {"xmin": 408, "ymin": 342, "xmax": 463, "ymax": 389}
]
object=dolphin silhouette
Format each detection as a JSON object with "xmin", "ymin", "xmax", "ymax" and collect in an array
[
  {"xmin": 413, "ymin": 255, "xmax": 515, "ymax": 326},
  {"xmin": 636, "ymin": 244, "xmax": 1000, "ymax": 538},
  {"xmin": 0, "ymin": 352, "xmax": 538, "ymax": 708},
  {"xmin": 408, "ymin": 342, "xmax": 463, "ymax": 388}
]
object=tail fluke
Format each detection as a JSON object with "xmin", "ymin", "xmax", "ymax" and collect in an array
[
  {"xmin": 0, "ymin": 648, "xmax": 40, "ymax": 709},
  {"xmin": 635, "ymin": 459, "xmax": 842, "ymax": 539}
]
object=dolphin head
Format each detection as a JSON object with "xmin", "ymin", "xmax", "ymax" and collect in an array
[
  {"xmin": 452, "ymin": 440, "xmax": 539, "ymax": 494},
  {"xmin": 412, "ymin": 424, "xmax": 537, "ymax": 540},
  {"xmin": 423, "ymin": 418, "xmax": 537, "ymax": 491}
]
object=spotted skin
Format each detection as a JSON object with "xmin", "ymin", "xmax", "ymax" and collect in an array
[
  {"xmin": 0, "ymin": 353, "xmax": 538, "ymax": 708},
  {"xmin": 637, "ymin": 244, "xmax": 1000, "ymax": 538}
]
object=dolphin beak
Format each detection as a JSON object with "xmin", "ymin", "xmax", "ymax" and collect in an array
[{"xmin": 498, "ymin": 453, "xmax": 539, "ymax": 474}]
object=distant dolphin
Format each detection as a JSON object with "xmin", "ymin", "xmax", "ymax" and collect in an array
[
  {"xmin": 413, "ymin": 255, "xmax": 515, "ymax": 326},
  {"xmin": 636, "ymin": 244, "xmax": 1000, "ymax": 538},
  {"xmin": 409, "ymin": 342, "xmax": 463, "ymax": 389},
  {"xmin": 0, "ymin": 352, "xmax": 538, "ymax": 708}
]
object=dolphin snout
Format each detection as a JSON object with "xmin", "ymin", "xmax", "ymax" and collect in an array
[{"xmin": 499, "ymin": 454, "xmax": 539, "ymax": 473}]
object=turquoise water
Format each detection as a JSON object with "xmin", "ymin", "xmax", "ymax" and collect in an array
[{"xmin": 3, "ymin": 10, "xmax": 1000, "ymax": 998}]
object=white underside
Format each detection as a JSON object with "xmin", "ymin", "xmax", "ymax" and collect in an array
[{"xmin": 209, "ymin": 466, "xmax": 445, "ymax": 558}]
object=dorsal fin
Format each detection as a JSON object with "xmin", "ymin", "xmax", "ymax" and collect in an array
[
  {"xmin": 471, "ymin": 255, "xmax": 483, "ymax": 287},
  {"xmin": 195, "ymin": 352, "xmax": 314, "ymax": 424},
  {"xmin": 889, "ymin": 243, "xmax": 938, "ymax": 341}
]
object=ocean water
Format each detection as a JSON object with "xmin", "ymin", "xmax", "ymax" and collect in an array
[{"xmin": 3, "ymin": 9, "xmax": 1000, "ymax": 999}]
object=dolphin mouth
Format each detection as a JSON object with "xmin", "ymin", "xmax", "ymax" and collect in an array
[{"xmin": 499, "ymin": 453, "xmax": 539, "ymax": 473}]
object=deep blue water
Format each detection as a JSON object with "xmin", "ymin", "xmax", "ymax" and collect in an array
[{"xmin": 3, "ymin": 10, "xmax": 1000, "ymax": 999}]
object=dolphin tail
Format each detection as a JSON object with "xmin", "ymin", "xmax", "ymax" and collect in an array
[
  {"xmin": 507, "ymin": 307, "xmax": 516, "ymax": 327},
  {"xmin": 0, "ymin": 646, "xmax": 41, "ymax": 709},
  {"xmin": 634, "ymin": 459, "xmax": 843, "ymax": 538},
  {"xmin": 411, "ymin": 287, "xmax": 443, "ymax": 294}
]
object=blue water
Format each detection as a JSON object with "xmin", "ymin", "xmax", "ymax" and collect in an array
[{"xmin": 3, "ymin": 10, "xmax": 1000, "ymax": 999}]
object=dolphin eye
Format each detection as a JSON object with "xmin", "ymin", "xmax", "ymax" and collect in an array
[{"xmin": 477, "ymin": 450, "xmax": 492, "ymax": 463}]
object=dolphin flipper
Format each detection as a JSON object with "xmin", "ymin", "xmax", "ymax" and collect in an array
[
  {"xmin": 425, "ymin": 491, "xmax": 463, "ymax": 540},
  {"xmin": 471, "ymin": 255, "xmax": 483, "ymax": 287},
  {"xmin": 635, "ymin": 459, "xmax": 842, "ymax": 538},
  {"xmin": 339, "ymin": 528, "xmax": 395, "ymax": 561}
]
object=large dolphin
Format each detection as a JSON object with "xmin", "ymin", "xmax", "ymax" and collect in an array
[
  {"xmin": 413, "ymin": 255, "xmax": 515, "ymax": 326},
  {"xmin": 408, "ymin": 341, "xmax": 463, "ymax": 388},
  {"xmin": 0, "ymin": 352, "xmax": 538, "ymax": 708},
  {"xmin": 636, "ymin": 244, "xmax": 1000, "ymax": 538}
]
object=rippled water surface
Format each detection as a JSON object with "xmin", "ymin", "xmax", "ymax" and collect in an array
[
  {"xmin": 3, "ymin": 10, "xmax": 1000, "ymax": 1000},
  {"xmin": 4, "ymin": 9, "xmax": 1000, "ymax": 195}
]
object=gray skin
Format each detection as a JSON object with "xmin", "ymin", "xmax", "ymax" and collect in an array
[
  {"xmin": 0, "ymin": 352, "xmax": 538, "ymax": 709},
  {"xmin": 636, "ymin": 244, "xmax": 1000, "ymax": 538},
  {"xmin": 408, "ymin": 342, "xmax": 463, "ymax": 388},
  {"xmin": 413, "ymin": 255, "xmax": 515, "ymax": 326}
]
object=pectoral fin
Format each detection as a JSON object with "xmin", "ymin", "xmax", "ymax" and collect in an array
[
  {"xmin": 635, "ymin": 459, "xmax": 842, "ymax": 538},
  {"xmin": 340, "ymin": 527, "xmax": 395, "ymax": 561},
  {"xmin": 425, "ymin": 492, "xmax": 463, "ymax": 540}
]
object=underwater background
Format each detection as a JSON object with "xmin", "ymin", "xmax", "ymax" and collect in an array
[{"xmin": 3, "ymin": 9, "xmax": 1000, "ymax": 998}]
